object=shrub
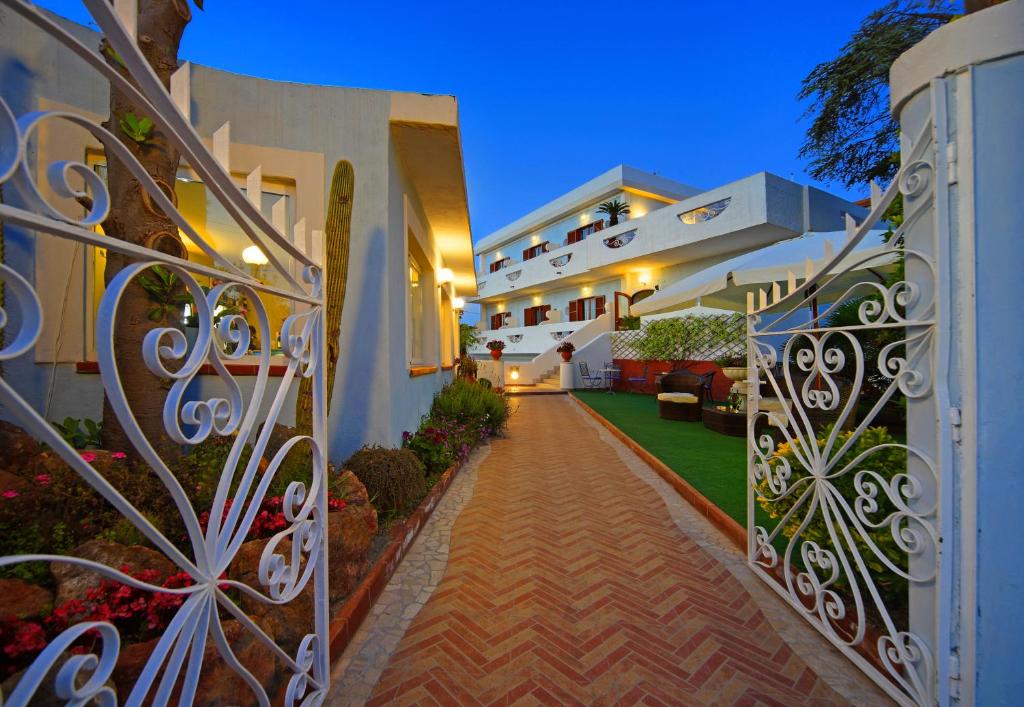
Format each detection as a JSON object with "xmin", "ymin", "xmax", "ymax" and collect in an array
[
  {"xmin": 556, "ymin": 341, "xmax": 575, "ymax": 354},
  {"xmin": 485, "ymin": 339, "xmax": 505, "ymax": 352},
  {"xmin": 431, "ymin": 379, "xmax": 509, "ymax": 433},
  {"xmin": 403, "ymin": 418, "xmax": 476, "ymax": 475},
  {"xmin": 51, "ymin": 417, "xmax": 102, "ymax": 449},
  {"xmin": 345, "ymin": 445, "xmax": 426, "ymax": 515},
  {"xmin": 456, "ymin": 356, "xmax": 478, "ymax": 379},
  {"xmin": 757, "ymin": 424, "xmax": 908, "ymax": 617},
  {"xmin": 478, "ymin": 378, "xmax": 492, "ymax": 390}
]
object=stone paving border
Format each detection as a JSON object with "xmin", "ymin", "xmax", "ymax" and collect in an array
[
  {"xmin": 326, "ymin": 444, "xmax": 489, "ymax": 705},
  {"xmin": 569, "ymin": 397, "xmax": 891, "ymax": 705}
]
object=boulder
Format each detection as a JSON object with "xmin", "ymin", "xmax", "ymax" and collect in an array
[
  {"xmin": 0, "ymin": 578, "xmax": 53, "ymax": 619},
  {"xmin": 50, "ymin": 540, "xmax": 176, "ymax": 605},
  {"xmin": 0, "ymin": 422, "xmax": 43, "ymax": 475},
  {"xmin": 327, "ymin": 504, "xmax": 377, "ymax": 603},
  {"xmin": 229, "ymin": 537, "xmax": 314, "ymax": 654},
  {"xmin": 112, "ymin": 618, "xmax": 278, "ymax": 705}
]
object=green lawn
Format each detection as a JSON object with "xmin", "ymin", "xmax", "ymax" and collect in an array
[{"xmin": 573, "ymin": 391, "xmax": 750, "ymax": 525}]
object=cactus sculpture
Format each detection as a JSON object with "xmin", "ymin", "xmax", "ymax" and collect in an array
[{"xmin": 295, "ymin": 160, "xmax": 354, "ymax": 436}]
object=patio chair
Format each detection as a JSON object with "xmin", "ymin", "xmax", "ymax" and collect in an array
[
  {"xmin": 698, "ymin": 371, "xmax": 717, "ymax": 403},
  {"xmin": 626, "ymin": 362, "xmax": 649, "ymax": 392},
  {"xmin": 577, "ymin": 361, "xmax": 604, "ymax": 389}
]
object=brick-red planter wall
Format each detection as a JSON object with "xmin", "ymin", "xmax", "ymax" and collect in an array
[{"xmin": 612, "ymin": 359, "xmax": 734, "ymax": 400}]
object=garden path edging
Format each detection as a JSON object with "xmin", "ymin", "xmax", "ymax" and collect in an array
[
  {"xmin": 569, "ymin": 392, "xmax": 746, "ymax": 550},
  {"xmin": 326, "ymin": 450, "xmax": 472, "ymax": 662}
]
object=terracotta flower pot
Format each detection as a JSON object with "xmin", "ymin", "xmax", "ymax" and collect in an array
[
  {"xmin": 490, "ymin": 349, "xmax": 502, "ymax": 360},
  {"xmin": 560, "ymin": 351, "xmax": 572, "ymax": 362}
]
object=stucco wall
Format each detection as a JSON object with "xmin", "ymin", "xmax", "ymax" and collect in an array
[{"xmin": 0, "ymin": 10, "xmax": 457, "ymax": 465}]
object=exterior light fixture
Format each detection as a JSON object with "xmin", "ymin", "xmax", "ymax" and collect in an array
[
  {"xmin": 452, "ymin": 297, "xmax": 465, "ymax": 310},
  {"xmin": 510, "ymin": 366, "xmax": 520, "ymax": 381},
  {"xmin": 437, "ymin": 267, "xmax": 454, "ymax": 284},
  {"xmin": 242, "ymin": 245, "xmax": 268, "ymax": 265}
]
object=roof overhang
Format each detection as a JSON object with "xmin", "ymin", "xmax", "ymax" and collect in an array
[{"xmin": 390, "ymin": 93, "xmax": 476, "ymax": 296}]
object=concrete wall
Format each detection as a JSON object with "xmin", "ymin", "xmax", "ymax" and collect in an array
[{"xmin": 0, "ymin": 10, "xmax": 458, "ymax": 465}]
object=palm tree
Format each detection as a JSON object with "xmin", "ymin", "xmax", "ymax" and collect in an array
[{"xmin": 597, "ymin": 199, "xmax": 631, "ymax": 226}]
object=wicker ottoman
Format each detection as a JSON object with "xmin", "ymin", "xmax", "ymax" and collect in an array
[{"xmin": 657, "ymin": 392, "xmax": 701, "ymax": 421}]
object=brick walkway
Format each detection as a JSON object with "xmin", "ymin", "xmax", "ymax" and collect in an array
[{"xmin": 331, "ymin": 396, "xmax": 887, "ymax": 705}]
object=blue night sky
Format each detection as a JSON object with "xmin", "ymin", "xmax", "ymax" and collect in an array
[{"xmin": 35, "ymin": 0, "xmax": 884, "ymax": 240}]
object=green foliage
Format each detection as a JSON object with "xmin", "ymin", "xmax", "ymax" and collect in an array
[
  {"xmin": 798, "ymin": 1, "xmax": 955, "ymax": 187},
  {"xmin": 618, "ymin": 315, "xmax": 641, "ymax": 330},
  {"xmin": 757, "ymin": 425, "xmax": 908, "ymax": 615},
  {"xmin": 485, "ymin": 340, "xmax": 505, "ymax": 352},
  {"xmin": 430, "ymin": 379, "xmax": 510, "ymax": 433},
  {"xmin": 477, "ymin": 378, "xmax": 492, "ymax": 390},
  {"xmin": 456, "ymin": 355, "xmax": 478, "ymax": 380},
  {"xmin": 345, "ymin": 445, "xmax": 426, "ymax": 515},
  {"xmin": 459, "ymin": 322, "xmax": 481, "ymax": 354},
  {"xmin": 137, "ymin": 266, "xmax": 189, "ymax": 322},
  {"xmin": 634, "ymin": 314, "xmax": 745, "ymax": 363},
  {"xmin": 52, "ymin": 417, "xmax": 102, "ymax": 449},
  {"xmin": 119, "ymin": 111, "xmax": 154, "ymax": 144},
  {"xmin": 596, "ymin": 199, "xmax": 631, "ymax": 225}
]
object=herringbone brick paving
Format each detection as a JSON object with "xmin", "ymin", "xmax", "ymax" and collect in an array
[{"xmin": 363, "ymin": 396, "xmax": 851, "ymax": 706}]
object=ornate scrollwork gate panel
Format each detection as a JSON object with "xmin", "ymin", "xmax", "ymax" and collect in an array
[
  {"xmin": 746, "ymin": 81, "xmax": 953, "ymax": 706},
  {"xmin": 0, "ymin": 1, "xmax": 329, "ymax": 704}
]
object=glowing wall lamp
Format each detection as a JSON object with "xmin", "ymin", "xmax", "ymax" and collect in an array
[
  {"xmin": 509, "ymin": 366, "xmax": 520, "ymax": 382},
  {"xmin": 452, "ymin": 297, "xmax": 466, "ymax": 310},
  {"xmin": 242, "ymin": 245, "xmax": 269, "ymax": 265},
  {"xmin": 437, "ymin": 267, "xmax": 454, "ymax": 285}
]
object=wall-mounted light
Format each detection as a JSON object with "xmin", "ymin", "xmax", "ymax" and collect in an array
[
  {"xmin": 532, "ymin": 295, "xmax": 542, "ymax": 304},
  {"xmin": 638, "ymin": 270, "xmax": 652, "ymax": 287},
  {"xmin": 242, "ymin": 245, "xmax": 269, "ymax": 265},
  {"xmin": 510, "ymin": 366, "xmax": 520, "ymax": 382},
  {"xmin": 632, "ymin": 206, "xmax": 647, "ymax": 219},
  {"xmin": 452, "ymin": 297, "xmax": 465, "ymax": 310},
  {"xmin": 582, "ymin": 285, "xmax": 592, "ymax": 295},
  {"xmin": 437, "ymin": 267, "xmax": 454, "ymax": 285}
]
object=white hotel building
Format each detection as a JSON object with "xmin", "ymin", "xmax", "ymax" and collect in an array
[{"xmin": 468, "ymin": 165, "xmax": 866, "ymax": 385}]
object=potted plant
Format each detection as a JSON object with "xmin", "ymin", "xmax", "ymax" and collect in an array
[
  {"xmin": 597, "ymin": 199, "xmax": 631, "ymax": 226},
  {"xmin": 715, "ymin": 354, "xmax": 748, "ymax": 382},
  {"xmin": 556, "ymin": 341, "xmax": 575, "ymax": 362},
  {"xmin": 486, "ymin": 339, "xmax": 505, "ymax": 360}
]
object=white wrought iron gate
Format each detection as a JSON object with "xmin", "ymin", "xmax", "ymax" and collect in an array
[
  {"xmin": 0, "ymin": 1, "xmax": 328, "ymax": 704},
  {"xmin": 745, "ymin": 79, "xmax": 959, "ymax": 707}
]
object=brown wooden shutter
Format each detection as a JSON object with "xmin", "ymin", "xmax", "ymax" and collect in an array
[
  {"xmin": 540, "ymin": 305, "xmax": 551, "ymax": 322},
  {"xmin": 568, "ymin": 299, "xmax": 579, "ymax": 322},
  {"xmin": 595, "ymin": 296, "xmax": 606, "ymax": 317},
  {"xmin": 524, "ymin": 307, "xmax": 534, "ymax": 327},
  {"xmin": 594, "ymin": 220, "xmax": 604, "ymax": 232}
]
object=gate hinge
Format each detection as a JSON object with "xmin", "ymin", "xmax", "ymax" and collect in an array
[
  {"xmin": 947, "ymin": 142, "xmax": 959, "ymax": 184},
  {"xmin": 950, "ymin": 407, "xmax": 963, "ymax": 443},
  {"xmin": 949, "ymin": 653, "xmax": 962, "ymax": 699}
]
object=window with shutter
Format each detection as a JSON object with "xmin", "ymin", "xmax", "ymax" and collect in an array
[
  {"xmin": 568, "ymin": 299, "xmax": 580, "ymax": 322},
  {"xmin": 595, "ymin": 295, "xmax": 606, "ymax": 316}
]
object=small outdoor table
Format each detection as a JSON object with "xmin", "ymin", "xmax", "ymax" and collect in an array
[
  {"xmin": 601, "ymin": 367, "xmax": 618, "ymax": 394},
  {"xmin": 702, "ymin": 406, "xmax": 760, "ymax": 437}
]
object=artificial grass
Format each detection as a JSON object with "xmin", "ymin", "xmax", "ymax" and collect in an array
[{"xmin": 573, "ymin": 391, "xmax": 749, "ymax": 526}]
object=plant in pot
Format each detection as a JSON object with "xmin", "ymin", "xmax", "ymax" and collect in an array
[
  {"xmin": 596, "ymin": 199, "xmax": 631, "ymax": 226},
  {"xmin": 556, "ymin": 341, "xmax": 575, "ymax": 362},
  {"xmin": 486, "ymin": 339, "xmax": 505, "ymax": 360},
  {"xmin": 715, "ymin": 354, "xmax": 748, "ymax": 382}
]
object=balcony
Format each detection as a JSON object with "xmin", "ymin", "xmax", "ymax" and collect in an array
[
  {"xmin": 469, "ymin": 319, "xmax": 588, "ymax": 357},
  {"xmin": 471, "ymin": 173, "xmax": 867, "ymax": 303}
]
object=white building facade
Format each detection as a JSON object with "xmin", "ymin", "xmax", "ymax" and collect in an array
[{"xmin": 470, "ymin": 165, "xmax": 867, "ymax": 383}]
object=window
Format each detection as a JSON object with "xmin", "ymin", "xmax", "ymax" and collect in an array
[
  {"xmin": 490, "ymin": 312, "xmax": 510, "ymax": 330},
  {"xmin": 489, "ymin": 257, "xmax": 511, "ymax": 273},
  {"xmin": 566, "ymin": 220, "xmax": 604, "ymax": 245},
  {"xmin": 87, "ymin": 157, "xmax": 297, "ymax": 359},
  {"xmin": 408, "ymin": 254, "xmax": 425, "ymax": 363},
  {"xmin": 568, "ymin": 296, "xmax": 606, "ymax": 322},
  {"xmin": 522, "ymin": 242, "xmax": 549, "ymax": 261},
  {"xmin": 523, "ymin": 305, "xmax": 551, "ymax": 327}
]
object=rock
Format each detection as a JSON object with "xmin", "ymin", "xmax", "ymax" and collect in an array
[
  {"xmin": 50, "ymin": 540, "xmax": 176, "ymax": 605},
  {"xmin": 0, "ymin": 469, "xmax": 30, "ymax": 494},
  {"xmin": 327, "ymin": 506, "xmax": 377, "ymax": 603},
  {"xmin": 230, "ymin": 537, "xmax": 314, "ymax": 654},
  {"xmin": 0, "ymin": 578, "xmax": 53, "ymax": 619},
  {"xmin": 0, "ymin": 422, "xmax": 43, "ymax": 474},
  {"xmin": 112, "ymin": 618, "xmax": 278, "ymax": 705},
  {"xmin": 335, "ymin": 469, "xmax": 370, "ymax": 506}
]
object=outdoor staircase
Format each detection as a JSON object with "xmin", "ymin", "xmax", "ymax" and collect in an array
[{"xmin": 506, "ymin": 365, "xmax": 565, "ymax": 396}]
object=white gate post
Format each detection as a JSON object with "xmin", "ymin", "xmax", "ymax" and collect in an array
[{"xmin": 890, "ymin": 2, "xmax": 1024, "ymax": 703}]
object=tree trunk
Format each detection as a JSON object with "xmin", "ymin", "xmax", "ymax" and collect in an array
[
  {"xmin": 295, "ymin": 161, "xmax": 354, "ymax": 438},
  {"xmin": 99, "ymin": 1, "xmax": 191, "ymax": 457}
]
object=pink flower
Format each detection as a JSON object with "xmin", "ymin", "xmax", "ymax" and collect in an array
[
  {"xmin": 112, "ymin": 451, "xmax": 127, "ymax": 460},
  {"xmin": 34, "ymin": 474, "xmax": 51, "ymax": 487},
  {"xmin": 80, "ymin": 451, "xmax": 96, "ymax": 463},
  {"xmin": 2, "ymin": 489, "xmax": 19, "ymax": 499}
]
